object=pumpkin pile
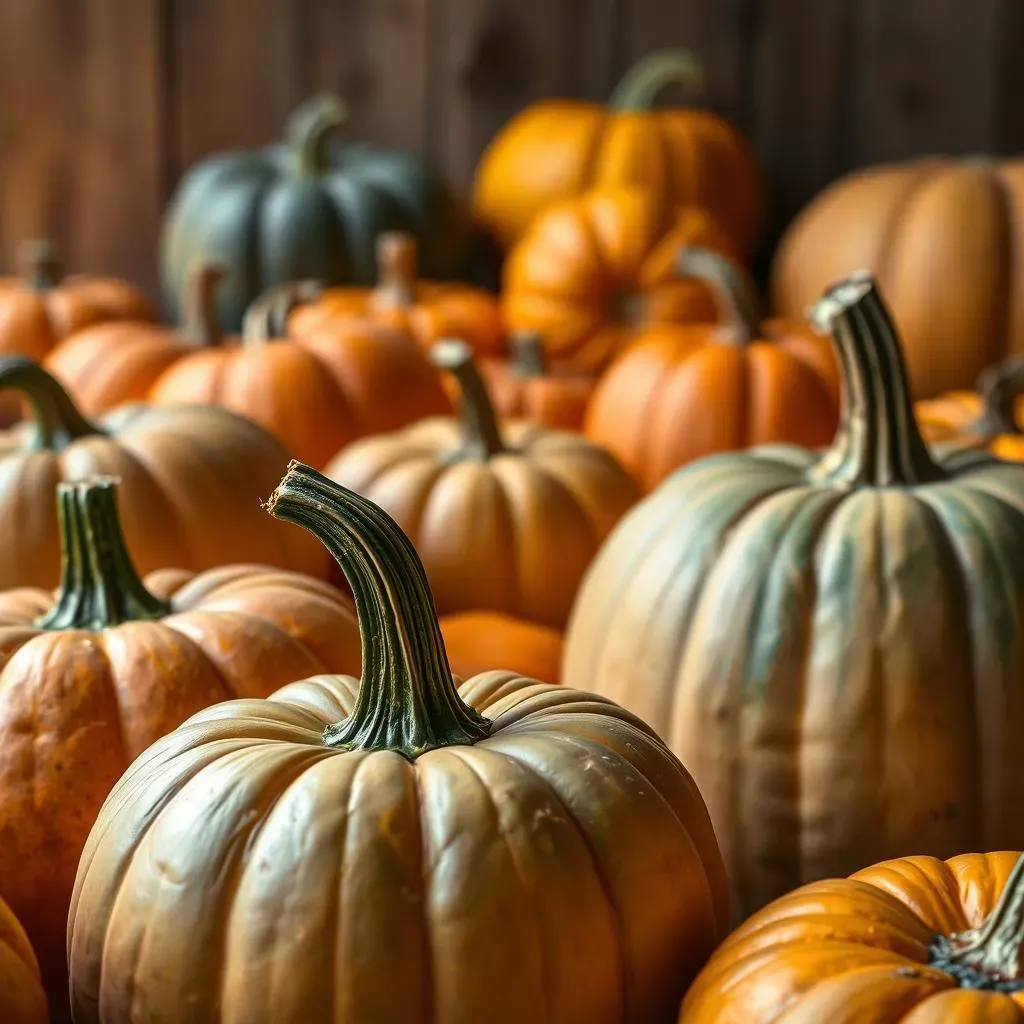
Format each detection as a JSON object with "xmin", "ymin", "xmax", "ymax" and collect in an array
[{"xmin": 5, "ymin": 44, "xmax": 1024, "ymax": 1024}]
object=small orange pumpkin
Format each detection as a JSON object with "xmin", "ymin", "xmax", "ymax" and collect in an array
[
  {"xmin": 473, "ymin": 49, "xmax": 764, "ymax": 256},
  {"xmin": 0, "ymin": 895, "xmax": 47, "ymax": 1023},
  {"xmin": 439, "ymin": 611, "xmax": 564, "ymax": 684},
  {"xmin": 44, "ymin": 262, "xmax": 231, "ymax": 416},
  {"xmin": 287, "ymin": 231, "xmax": 504, "ymax": 358},
  {"xmin": 680, "ymin": 850, "xmax": 1024, "ymax": 1022},
  {"xmin": 584, "ymin": 246, "xmax": 840, "ymax": 490},
  {"xmin": 502, "ymin": 189, "xmax": 741, "ymax": 372},
  {"xmin": 150, "ymin": 281, "xmax": 451, "ymax": 468}
]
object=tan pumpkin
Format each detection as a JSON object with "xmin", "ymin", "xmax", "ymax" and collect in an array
[
  {"xmin": 0, "ymin": 895, "xmax": 47, "ymax": 1023},
  {"xmin": 44, "ymin": 262, "xmax": 231, "ymax": 415},
  {"xmin": 68, "ymin": 463, "xmax": 729, "ymax": 1023},
  {"xmin": 771, "ymin": 156, "xmax": 1024, "ymax": 399},
  {"xmin": 324, "ymin": 340, "xmax": 640, "ymax": 628},
  {"xmin": 0, "ymin": 356, "xmax": 327, "ymax": 588}
]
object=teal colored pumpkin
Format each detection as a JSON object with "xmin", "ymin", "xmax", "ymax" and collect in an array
[{"xmin": 160, "ymin": 94, "xmax": 474, "ymax": 331}]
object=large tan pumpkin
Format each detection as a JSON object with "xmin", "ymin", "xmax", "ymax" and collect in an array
[
  {"xmin": 67, "ymin": 463, "xmax": 729, "ymax": 1024},
  {"xmin": 565, "ymin": 272, "xmax": 1024, "ymax": 921},
  {"xmin": 771, "ymin": 157, "xmax": 1024, "ymax": 399}
]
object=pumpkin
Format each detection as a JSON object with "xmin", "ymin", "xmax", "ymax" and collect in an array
[
  {"xmin": 0, "ymin": 895, "xmax": 47, "ymax": 1024},
  {"xmin": 325, "ymin": 340, "xmax": 641, "ymax": 627},
  {"xmin": 440, "ymin": 611, "xmax": 564, "ymax": 684},
  {"xmin": 160, "ymin": 93, "xmax": 473, "ymax": 332},
  {"xmin": 680, "ymin": 850, "xmax": 1024, "ymax": 1022},
  {"xmin": 0, "ymin": 356, "xmax": 327, "ymax": 588},
  {"xmin": 0, "ymin": 477, "xmax": 360, "ymax": 1007},
  {"xmin": 771, "ymin": 156, "xmax": 1024, "ymax": 399},
  {"xmin": 473, "ymin": 49, "xmax": 764, "ymax": 256},
  {"xmin": 44, "ymin": 262, "xmax": 230, "ymax": 416},
  {"xmin": 916, "ymin": 357, "xmax": 1024, "ymax": 460},
  {"xmin": 287, "ymin": 230, "xmax": 504, "ymax": 358},
  {"xmin": 67, "ymin": 462, "xmax": 728, "ymax": 1024},
  {"xmin": 149, "ymin": 280, "xmax": 451, "ymax": 469},
  {"xmin": 502, "ymin": 190, "xmax": 741, "ymax": 372},
  {"xmin": 564, "ymin": 272, "xmax": 1024, "ymax": 920},
  {"xmin": 584, "ymin": 246, "xmax": 840, "ymax": 490}
]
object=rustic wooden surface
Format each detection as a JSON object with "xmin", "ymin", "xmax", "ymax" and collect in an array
[{"xmin": 1, "ymin": 0, "xmax": 1022, "ymax": 303}]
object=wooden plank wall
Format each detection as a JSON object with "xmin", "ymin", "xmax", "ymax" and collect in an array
[{"xmin": 1, "ymin": 0, "xmax": 1023, "ymax": 302}]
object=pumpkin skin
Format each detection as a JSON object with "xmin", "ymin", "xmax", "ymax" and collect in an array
[
  {"xmin": 0, "ymin": 478, "xmax": 360, "ymax": 1008},
  {"xmin": 287, "ymin": 230, "xmax": 504, "ymax": 358},
  {"xmin": 68, "ymin": 463, "xmax": 729, "ymax": 1024},
  {"xmin": 0, "ymin": 895, "xmax": 47, "ymax": 1024},
  {"xmin": 325, "ymin": 340, "xmax": 641, "ymax": 628},
  {"xmin": 771, "ymin": 156, "xmax": 1024, "ymax": 399},
  {"xmin": 473, "ymin": 49, "xmax": 764, "ymax": 256},
  {"xmin": 503, "ymin": 189, "xmax": 741, "ymax": 372},
  {"xmin": 585, "ymin": 246, "xmax": 840, "ymax": 490},
  {"xmin": 0, "ymin": 356, "xmax": 328, "ymax": 588},
  {"xmin": 150, "ymin": 281, "xmax": 451, "ymax": 469},
  {"xmin": 161, "ymin": 94, "xmax": 473, "ymax": 332},
  {"xmin": 44, "ymin": 263, "xmax": 232, "ymax": 416},
  {"xmin": 680, "ymin": 851, "xmax": 1024, "ymax": 1022},
  {"xmin": 564, "ymin": 273, "xmax": 1024, "ymax": 920},
  {"xmin": 440, "ymin": 611, "xmax": 563, "ymax": 684}
]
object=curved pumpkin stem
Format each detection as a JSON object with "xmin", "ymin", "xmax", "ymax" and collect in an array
[
  {"xmin": 177, "ymin": 262, "xmax": 225, "ymax": 347},
  {"xmin": 0, "ymin": 356, "xmax": 101, "ymax": 451},
  {"xmin": 242, "ymin": 280, "xmax": 323, "ymax": 346},
  {"xmin": 609, "ymin": 49, "xmax": 704, "ymax": 111},
  {"xmin": 266, "ymin": 462, "xmax": 491, "ymax": 758},
  {"xmin": 971, "ymin": 359, "xmax": 1024, "ymax": 439},
  {"xmin": 511, "ymin": 332, "xmax": 547, "ymax": 377},
  {"xmin": 18, "ymin": 238, "xmax": 63, "ymax": 292},
  {"xmin": 37, "ymin": 478, "xmax": 171, "ymax": 631},
  {"xmin": 430, "ymin": 339, "xmax": 506, "ymax": 459},
  {"xmin": 287, "ymin": 93, "xmax": 348, "ymax": 177},
  {"xmin": 930, "ymin": 853, "xmax": 1024, "ymax": 991},
  {"xmin": 806, "ymin": 272, "xmax": 945, "ymax": 487},
  {"xmin": 372, "ymin": 231, "xmax": 418, "ymax": 309},
  {"xmin": 676, "ymin": 246, "xmax": 762, "ymax": 345}
]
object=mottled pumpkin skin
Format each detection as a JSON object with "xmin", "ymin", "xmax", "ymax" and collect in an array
[
  {"xmin": 680, "ymin": 852, "xmax": 1024, "ymax": 1022},
  {"xmin": 564, "ymin": 443, "xmax": 1024, "ymax": 918},
  {"xmin": 0, "ymin": 566, "xmax": 360, "ymax": 1008},
  {"xmin": 68, "ymin": 671, "xmax": 728, "ymax": 1024},
  {"xmin": 0, "ymin": 895, "xmax": 47, "ymax": 1023},
  {"xmin": 440, "ymin": 611, "xmax": 564, "ymax": 684}
]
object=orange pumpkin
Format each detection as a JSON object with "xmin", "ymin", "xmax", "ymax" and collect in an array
[
  {"xmin": 287, "ymin": 230, "xmax": 504, "ymax": 358},
  {"xmin": 44, "ymin": 262, "xmax": 231, "ymax": 416},
  {"xmin": 502, "ymin": 189, "xmax": 741, "ymax": 372},
  {"xmin": 0, "ymin": 356, "xmax": 327, "ymax": 588},
  {"xmin": 0, "ymin": 477, "xmax": 360, "ymax": 1008},
  {"xmin": 771, "ymin": 156, "xmax": 1024, "ymax": 399},
  {"xmin": 473, "ymin": 49, "xmax": 764, "ymax": 256},
  {"xmin": 916, "ymin": 357, "xmax": 1024, "ymax": 460},
  {"xmin": 440, "ymin": 611, "xmax": 564, "ymax": 684},
  {"xmin": 324, "ymin": 340, "xmax": 640, "ymax": 628},
  {"xmin": 584, "ymin": 246, "xmax": 840, "ymax": 490},
  {"xmin": 68, "ymin": 463, "xmax": 728, "ymax": 1024},
  {"xmin": 680, "ymin": 851, "xmax": 1024, "ymax": 1022},
  {"xmin": 150, "ymin": 281, "xmax": 451, "ymax": 468},
  {"xmin": 0, "ymin": 896, "xmax": 47, "ymax": 1023}
]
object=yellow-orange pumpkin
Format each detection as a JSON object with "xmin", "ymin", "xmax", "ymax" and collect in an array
[
  {"xmin": 439, "ymin": 611, "xmax": 564, "ymax": 684},
  {"xmin": 0, "ymin": 895, "xmax": 47, "ymax": 1023}
]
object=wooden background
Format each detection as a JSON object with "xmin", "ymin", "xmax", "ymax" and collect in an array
[{"xmin": 2, "ymin": 0, "xmax": 1023, "ymax": 304}]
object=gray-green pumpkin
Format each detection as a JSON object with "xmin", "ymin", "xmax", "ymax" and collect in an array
[
  {"xmin": 564, "ymin": 271, "xmax": 1024, "ymax": 923},
  {"xmin": 160, "ymin": 94, "xmax": 474, "ymax": 331}
]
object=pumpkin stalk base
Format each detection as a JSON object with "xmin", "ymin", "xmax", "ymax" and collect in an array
[
  {"xmin": 19, "ymin": 239, "xmax": 63, "ymax": 292},
  {"xmin": 430, "ymin": 340, "xmax": 506, "ymax": 460}
]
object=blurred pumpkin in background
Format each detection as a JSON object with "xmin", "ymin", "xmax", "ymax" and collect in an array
[
  {"xmin": 474, "ymin": 49, "xmax": 764, "ymax": 257},
  {"xmin": 439, "ymin": 611, "xmax": 564, "ymax": 684},
  {"xmin": 0, "ymin": 895, "xmax": 47, "ymax": 1023}
]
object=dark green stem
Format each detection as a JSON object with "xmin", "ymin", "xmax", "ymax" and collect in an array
[
  {"xmin": 242, "ymin": 280, "xmax": 322, "ymax": 345},
  {"xmin": 511, "ymin": 332, "xmax": 546, "ymax": 377},
  {"xmin": 930, "ymin": 853, "xmax": 1024, "ymax": 991},
  {"xmin": 37, "ymin": 479, "xmax": 171, "ymax": 631},
  {"xmin": 806, "ymin": 272, "xmax": 945, "ymax": 488},
  {"xmin": 372, "ymin": 231, "xmax": 417, "ymax": 309},
  {"xmin": 609, "ymin": 49, "xmax": 704, "ymax": 110},
  {"xmin": 0, "ymin": 356, "xmax": 102, "ymax": 451},
  {"xmin": 676, "ymin": 246, "xmax": 762, "ymax": 345},
  {"xmin": 266, "ymin": 462, "xmax": 491, "ymax": 758},
  {"xmin": 18, "ymin": 239, "xmax": 63, "ymax": 292},
  {"xmin": 286, "ymin": 93, "xmax": 348, "ymax": 177},
  {"xmin": 970, "ymin": 359, "xmax": 1024, "ymax": 439},
  {"xmin": 430, "ymin": 339, "xmax": 505, "ymax": 459},
  {"xmin": 177, "ymin": 262, "xmax": 225, "ymax": 346}
]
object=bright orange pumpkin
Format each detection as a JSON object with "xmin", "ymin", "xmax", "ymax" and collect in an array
[
  {"xmin": 584, "ymin": 246, "xmax": 840, "ymax": 490},
  {"xmin": 439, "ymin": 611, "xmax": 564, "ymax": 684},
  {"xmin": 473, "ymin": 49, "xmax": 764, "ymax": 256},
  {"xmin": 502, "ymin": 190, "xmax": 741, "ymax": 372}
]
